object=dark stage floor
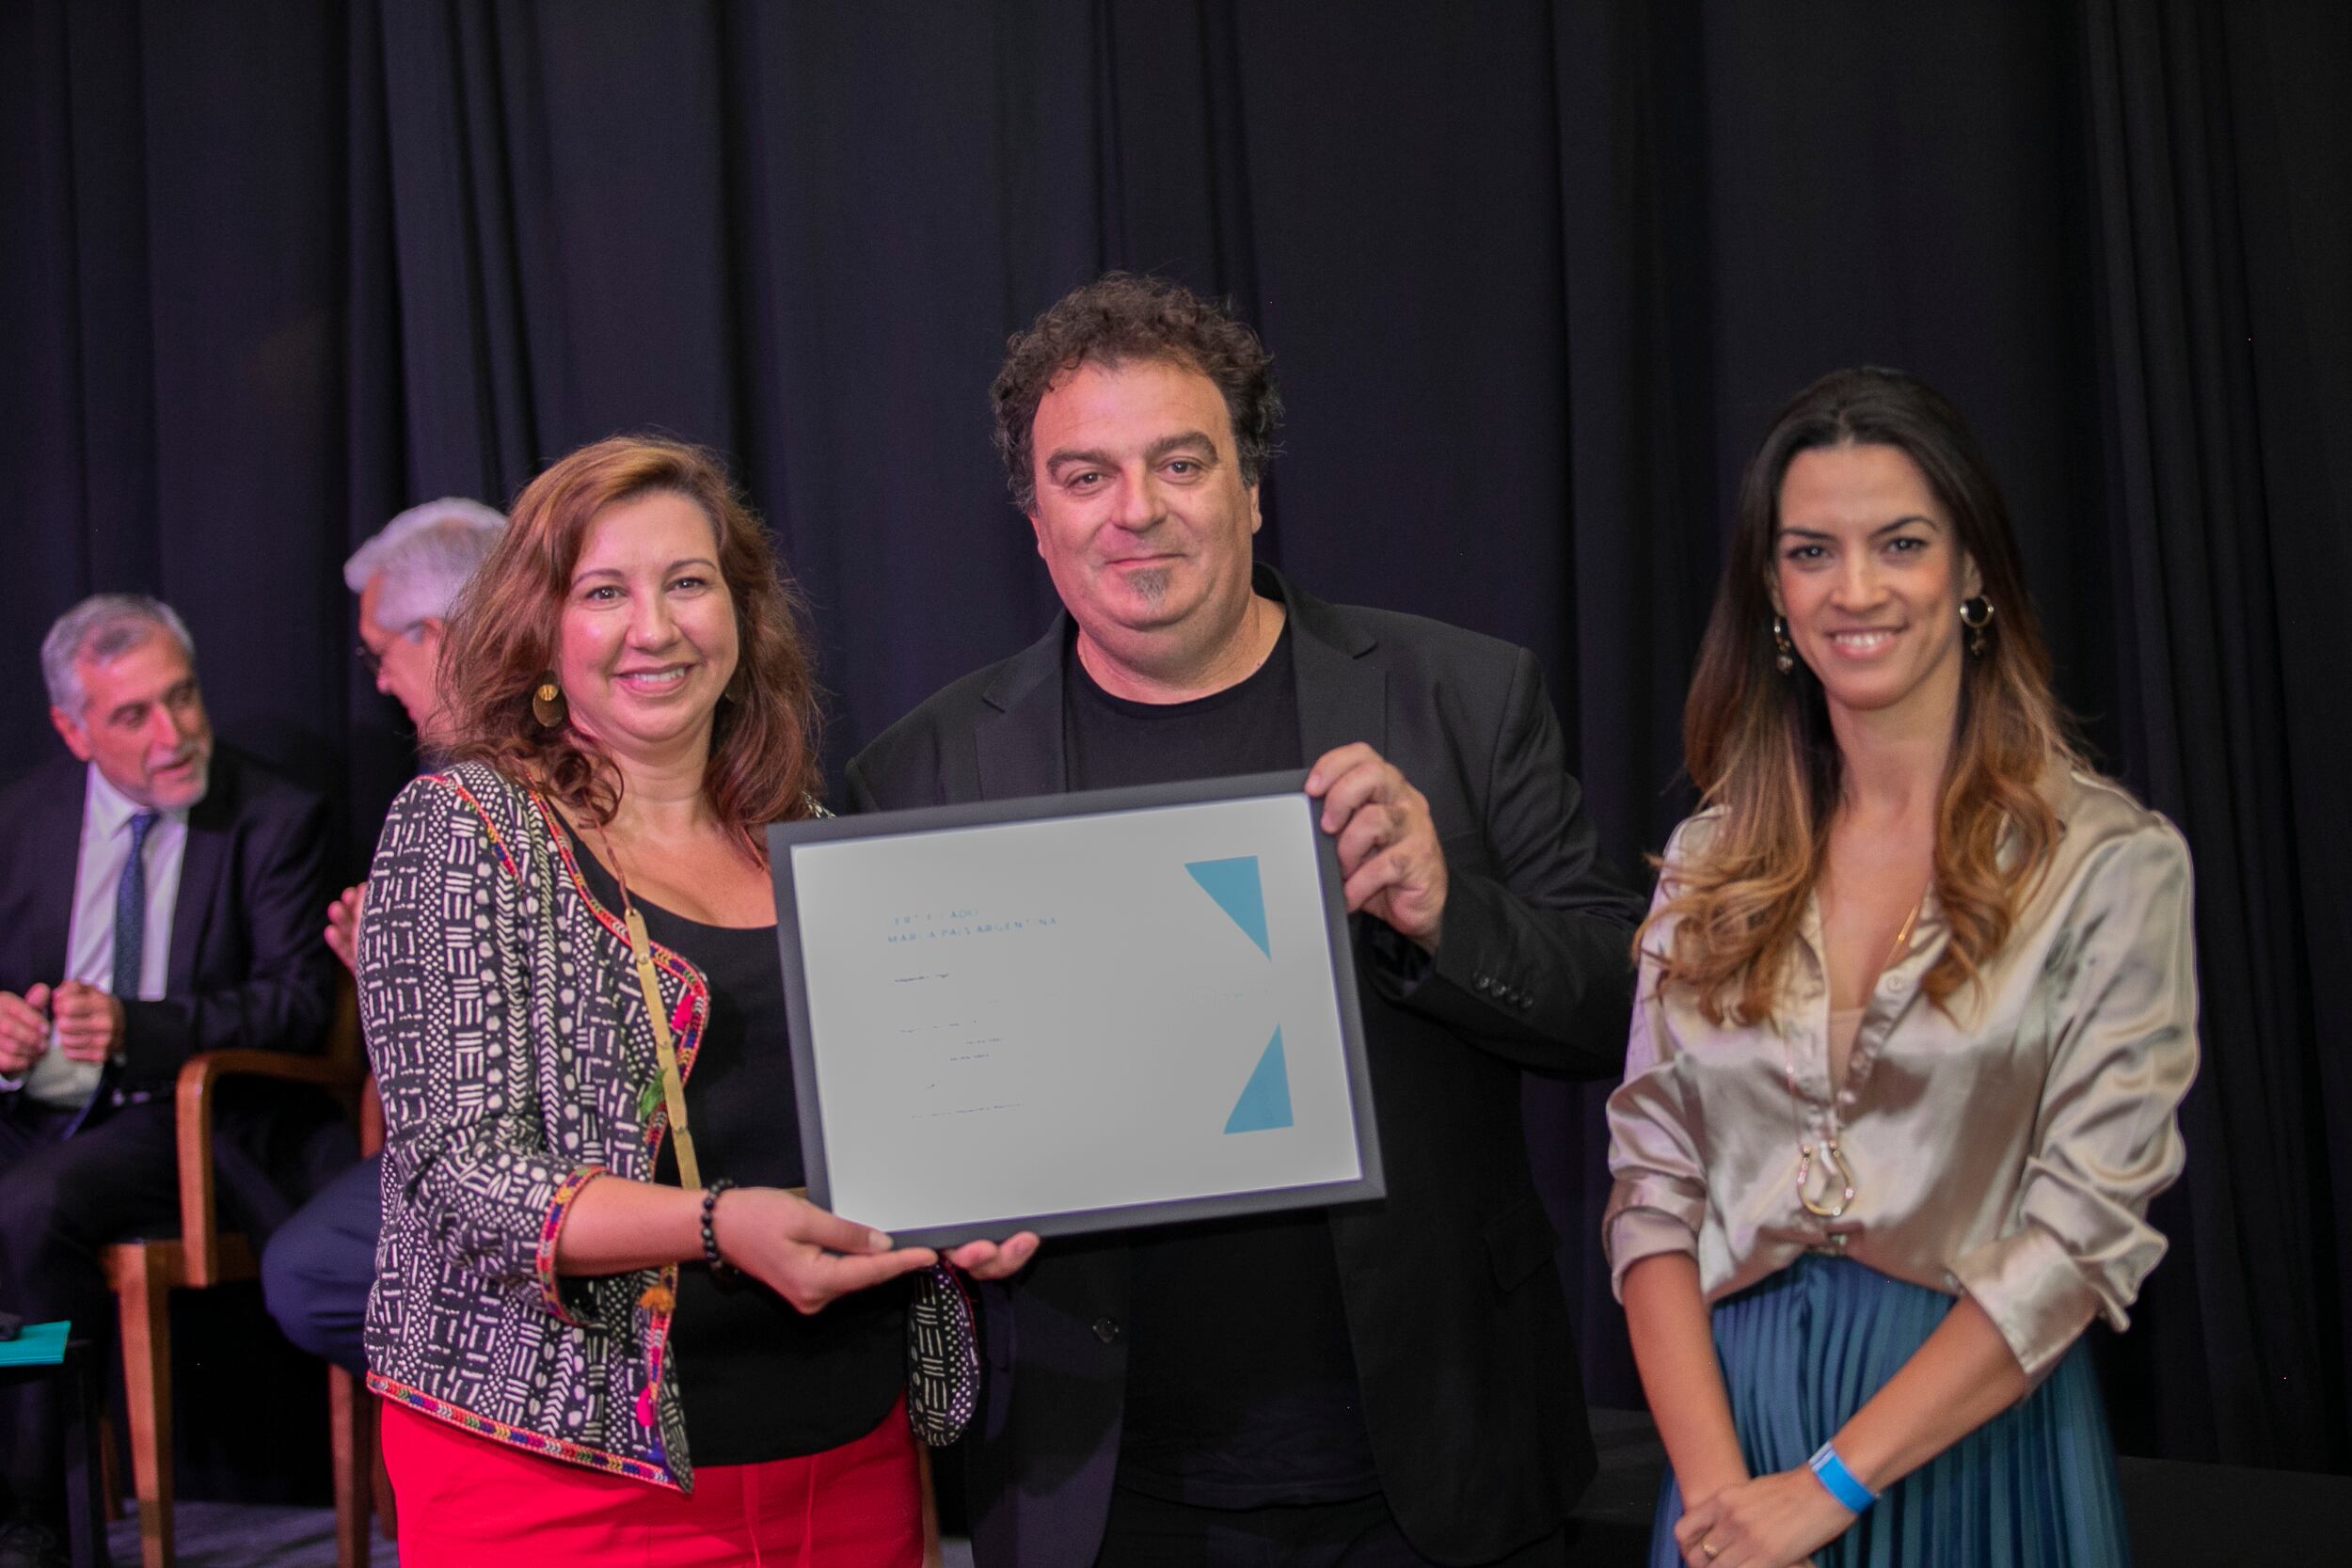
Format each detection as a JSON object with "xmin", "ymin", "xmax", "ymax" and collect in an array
[
  {"xmin": 107, "ymin": 1410, "xmax": 2349, "ymax": 1566},
  {"xmin": 101, "ymin": 1502, "xmax": 394, "ymax": 1568}
]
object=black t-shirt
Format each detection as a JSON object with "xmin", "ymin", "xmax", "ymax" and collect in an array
[
  {"xmin": 1063, "ymin": 617, "xmax": 1382, "ymax": 1508},
  {"xmin": 562, "ymin": 820, "xmax": 904, "ymax": 1465}
]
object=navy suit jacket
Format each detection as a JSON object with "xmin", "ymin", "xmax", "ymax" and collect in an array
[
  {"xmin": 848, "ymin": 567, "xmax": 1644, "ymax": 1567},
  {"xmin": 0, "ymin": 745, "xmax": 339, "ymax": 1230}
]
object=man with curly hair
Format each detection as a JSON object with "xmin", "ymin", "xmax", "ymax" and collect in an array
[{"xmin": 852, "ymin": 274, "xmax": 1644, "ymax": 1568}]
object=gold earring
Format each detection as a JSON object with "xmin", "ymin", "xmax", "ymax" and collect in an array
[
  {"xmin": 1772, "ymin": 615, "xmax": 1796, "ymax": 674},
  {"xmin": 531, "ymin": 674, "xmax": 567, "ymax": 728},
  {"xmin": 1960, "ymin": 596, "xmax": 1994, "ymax": 657}
]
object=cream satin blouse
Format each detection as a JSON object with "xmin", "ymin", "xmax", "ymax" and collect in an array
[{"xmin": 1605, "ymin": 770, "xmax": 2200, "ymax": 1379}]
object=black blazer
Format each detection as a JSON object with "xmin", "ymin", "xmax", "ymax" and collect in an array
[
  {"xmin": 0, "ymin": 746, "xmax": 338, "ymax": 1226},
  {"xmin": 849, "ymin": 567, "xmax": 1645, "ymax": 1568}
]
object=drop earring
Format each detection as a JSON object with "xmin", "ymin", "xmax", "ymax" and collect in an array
[
  {"xmin": 531, "ymin": 674, "xmax": 567, "ymax": 728},
  {"xmin": 1772, "ymin": 615, "xmax": 1796, "ymax": 674},
  {"xmin": 1959, "ymin": 596, "xmax": 1994, "ymax": 657}
]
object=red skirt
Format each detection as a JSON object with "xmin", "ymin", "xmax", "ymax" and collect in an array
[{"xmin": 381, "ymin": 1394, "xmax": 924, "ymax": 1568}]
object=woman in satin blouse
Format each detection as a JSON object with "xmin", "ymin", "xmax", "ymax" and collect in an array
[{"xmin": 1607, "ymin": 368, "xmax": 2197, "ymax": 1568}]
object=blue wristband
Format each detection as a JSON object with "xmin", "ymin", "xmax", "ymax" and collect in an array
[{"xmin": 1806, "ymin": 1442, "xmax": 1877, "ymax": 1513}]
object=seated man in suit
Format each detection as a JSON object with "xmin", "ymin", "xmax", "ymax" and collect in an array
[
  {"xmin": 850, "ymin": 275, "xmax": 1645, "ymax": 1568},
  {"xmin": 261, "ymin": 497, "xmax": 503, "ymax": 1375},
  {"xmin": 0, "ymin": 594, "xmax": 335, "ymax": 1559}
]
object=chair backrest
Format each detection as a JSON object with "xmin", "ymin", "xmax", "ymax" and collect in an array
[
  {"xmin": 168, "ymin": 968, "xmax": 369, "ymax": 1284},
  {"xmin": 358, "ymin": 1075, "xmax": 384, "ymax": 1161},
  {"xmin": 324, "ymin": 970, "xmax": 364, "ymax": 1105}
]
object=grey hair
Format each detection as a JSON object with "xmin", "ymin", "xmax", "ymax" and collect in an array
[
  {"xmin": 41, "ymin": 594, "xmax": 198, "ymax": 716},
  {"xmin": 343, "ymin": 498, "xmax": 506, "ymax": 629}
]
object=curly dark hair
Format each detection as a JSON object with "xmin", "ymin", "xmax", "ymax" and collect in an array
[{"xmin": 991, "ymin": 272, "xmax": 1282, "ymax": 511}]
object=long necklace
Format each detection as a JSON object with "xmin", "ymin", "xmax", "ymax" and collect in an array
[
  {"xmin": 587, "ymin": 813, "xmax": 705, "ymax": 1191},
  {"xmin": 1786, "ymin": 890, "xmax": 1924, "ymax": 1220}
]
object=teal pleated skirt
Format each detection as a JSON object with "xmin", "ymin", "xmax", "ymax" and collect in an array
[{"xmin": 1648, "ymin": 1255, "xmax": 2131, "ymax": 1568}]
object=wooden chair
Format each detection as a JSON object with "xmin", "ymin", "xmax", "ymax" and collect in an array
[
  {"xmin": 327, "ymin": 1072, "xmax": 396, "ymax": 1567},
  {"xmin": 99, "ymin": 975, "xmax": 377, "ymax": 1568}
]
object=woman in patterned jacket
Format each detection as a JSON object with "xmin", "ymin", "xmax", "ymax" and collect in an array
[{"xmin": 357, "ymin": 435, "xmax": 1036, "ymax": 1566}]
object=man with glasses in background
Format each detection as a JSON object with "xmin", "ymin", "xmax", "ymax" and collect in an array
[{"xmin": 260, "ymin": 499, "xmax": 503, "ymax": 1379}]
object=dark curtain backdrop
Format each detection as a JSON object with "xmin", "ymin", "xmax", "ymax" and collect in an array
[{"xmin": 5, "ymin": 0, "xmax": 2346, "ymax": 1474}]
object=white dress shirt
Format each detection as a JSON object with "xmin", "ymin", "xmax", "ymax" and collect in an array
[{"xmin": 20, "ymin": 764, "xmax": 191, "ymax": 1106}]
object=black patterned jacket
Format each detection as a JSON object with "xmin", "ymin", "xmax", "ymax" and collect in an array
[{"xmin": 358, "ymin": 762, "xmax": 711, "ymax": 1488}]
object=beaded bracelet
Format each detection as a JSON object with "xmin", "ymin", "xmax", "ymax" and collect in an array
[{"xmin": 700, "ymin": 1179, "xmax": 740, "ymax": 1281}]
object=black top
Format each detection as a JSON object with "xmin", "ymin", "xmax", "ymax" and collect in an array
[
  {"xmin": 848, "ymin": 565, "xmax": 1639, "ymax": 1565},
  {"xmin": 561, "ymin": 819, "xmax": 903, "ymax": 1465},
  {"xmin": 1063, "ymin": 618, "xmax": 1381, "ymax": 1508}
]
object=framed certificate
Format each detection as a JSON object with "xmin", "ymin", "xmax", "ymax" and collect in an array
[{"xmin": 768, "ymin": 772, "xmax": 1384, "ymax": 1248}]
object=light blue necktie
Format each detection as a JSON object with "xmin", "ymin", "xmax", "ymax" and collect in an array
[{"xmin": 113, "ymin": 810, "xmax": 160, "ymax": 1000}]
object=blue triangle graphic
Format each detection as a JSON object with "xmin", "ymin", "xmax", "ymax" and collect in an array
[
  {"xmin": 1223, "ymin": 1027, "xmax": 1294, "ymax": 1133},
  {"xmin": 1185, "ymin": 856, "xmax": 1270, "ymax": 958}
]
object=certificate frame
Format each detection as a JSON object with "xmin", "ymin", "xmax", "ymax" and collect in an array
[{"xmin": 768, "ymin": 771, "xmax": 1384, "ymax": 1249}]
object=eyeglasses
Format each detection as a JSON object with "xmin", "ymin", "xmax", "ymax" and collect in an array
[{"xmin": 356, "ymin": 623, "xmax": 427, "ymax": 678}]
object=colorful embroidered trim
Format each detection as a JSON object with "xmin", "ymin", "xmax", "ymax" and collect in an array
[
  {"xmin": 520, "ymin": 789, "xmax": 696, "ymax": 1438},
  {"xmin": 424, "ymin": 774, "xmax": 524, "ymax": 881},
  {"xmin": 383, "ymin": 772, "xmax": 693, "ymax": 1485},
  {"xmin": 642, "ymin": 1010, "xmax": 707, "ymax": 1154},
  {"xmin": 525, "ymin": 790, "xmax": 712, "ymax": 1156},
  {"xmin": 634, "ymin": 1260, "xmax": 681, "ymax": 1433},
  {"xmin": 528, "ymin": 792, "xmax": 707, "ymax": 983},
  {"xmin": 535, "ymin": 1166, "xmax": 607, "ymax": 1325},
  {"xmin": 368, "ymin": 1373, "xmax": 682, "ymax": 1489}
]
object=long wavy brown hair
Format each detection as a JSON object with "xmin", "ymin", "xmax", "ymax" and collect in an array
[
  {"xmin": 1646, "ymin": 368, "xmax": 2088, "ymax": 1025},
  {"xmin": 437, "ymin": 435, "xmax": 823, "ymax": 854}
]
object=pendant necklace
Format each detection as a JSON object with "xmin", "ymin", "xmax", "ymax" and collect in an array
[{"xmin": 1786, "ymin": 889, "xmax": 1924, "ymax": 1220}]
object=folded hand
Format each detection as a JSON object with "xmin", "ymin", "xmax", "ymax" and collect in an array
[
  {"xmin": 1675, "ymin": 1468, "xmax": 1848, "ymax": 1568},
  {"xmin": 0, "ymin": 986, "xmax": 50, "ymax": 1074},
  {"xmin": 52, "ymin": 980, "xmax": 124, "ymax": 1064}
]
